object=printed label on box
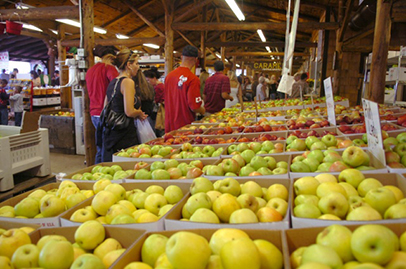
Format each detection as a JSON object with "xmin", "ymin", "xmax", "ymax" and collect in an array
[
  {"xmin": 362, "ymin": 98, "xmax": 385, "ymax": 164},
  {"xmin": 323, "ymin": 77, "xmax": 336, "ymax": 125}
]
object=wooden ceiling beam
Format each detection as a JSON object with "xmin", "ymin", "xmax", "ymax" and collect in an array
[
  {"xmin": 61, "ymin": 36, "xmax": 165, "ymax": 47},
  {"xmin": 226, "ymin": 52, "xmax": 308, "ymax": 57},
  {"xmin": 338, "ymin": 0, "xmax": 356, "ymax": 43},
  {"xmin": 174, "ymin": 0, "xmax": 213, "ymax": 22},
  {"xmin": 172, "ymin": 22, "xmax": 339, "ymax": 31},
  {"xmin": 343, "ymin": 26, "xmax": 374, "ymax": 46},
  {"xmin": 9, "ymin": 54, "xmax": 48, "ymax": 61},
  {"xmin": 0, "ymin": 6, "xmax": 79, "ymax": 20},
  {"xmin": 206, "ymin": 41, "xmax": 317, "ymax": 48},
  {"xmin": 101, "ymin": 10, "xmax": 132, "ymax": 28}
]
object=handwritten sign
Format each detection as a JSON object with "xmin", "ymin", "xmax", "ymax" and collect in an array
[
  {"xmin": 323, "ymin": 77, "xmax": 336, "ymax": 125},
  {"xmin": 362, "ymin": 99, "xmax": 385, "ymax": 165}
]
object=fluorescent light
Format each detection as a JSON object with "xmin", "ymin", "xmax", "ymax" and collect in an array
[
  {"xmin": 173, "ymin": 51, "xmax": 178, "ymax": 53},
  {"xmin": 50, "ymin": 29, "xmax": 58, "ymax": 35},
  {"xmin": 116, "ymin": 34, "xmax": 129, "ymax": 39},
  {"xmin": 143, "ymin": 43, "xmax": 160, "ymax": 49},
  {"xmin": 257, "ymin": 29, "xmax": 266, "ymax": 42},
  {"xmin": 265, "ymin": 46, "xmax": 272, "ymax": 53},
  {"xmin": 22, "ymin": 23, "xmax": 43, "ymax": 32},
  {"xmin": 15, "ymin": 3, "xmax": 33, "ymax": 9},
  {"xmin": 55, "ymin": 19, "xmax": 107, "ymax": 34},
  {"xmin": 225, "ymin": 0, "xmax": 245, "ymax": 21},
  {"xmin": 236, "ymin": 64, "xmax": 240, "ymax": 67},
  {"xmin": 215, "ymin": 53, "xmax": 221, "ymax": 59},
  {"xmin": 225, "ymin": 58, "xmax": 229, "ymax": 62},
  {"xmin": 271, "ymin": 56, "xmax": 275, "ymax": 59}
]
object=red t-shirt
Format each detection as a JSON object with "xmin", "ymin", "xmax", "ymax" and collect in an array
[
  {"xmin": 86, "ymin": 63, "xmax": 119, "ymax": 116},
  {"xmin": 154, "ymin": 83, "xmax": 165, "ymax": 104},
  {"xmin": 204, "ymin": 72, "xmax": 231, "ymax": 113},
  {"xmin": 164, "ymin": 67, "xmax": 202, "ymax": 132}
]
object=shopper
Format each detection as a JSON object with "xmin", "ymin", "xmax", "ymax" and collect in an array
[
  {"xmin": 226, "ymin": 71, "xmax": 240, "ymax": 108},
  {"xmin": 10, "ymin": 68, "xmax": 18, "ymax": 79},
  {"xmin": 30, "ymin": 71, "xmax": 41, "ymax": 87},
  {"xmin": 9, "ymin": 86, "xmax": 23, "ymax": 126},
  {"xmin": 51, "ymin": 70, "xmax": 60, "ymax": 86},
  {"xmin": 199, "ymin": 68, "xmax": 209, "ymax": 97},
  {"xmin": 242, "ymin": 76, "xmax": 253, "ymax": 101},
  {"xmin": 86, "ymin": 47, "xmax": 119, "ymax": 163},
  {"xmin": 203, "ymin": 61, "xmax": 233, "ymax": 115},
  {"xmin": 101, "ymin": 49, "xmax": 147, "ymax": 162},
  {"xmin": 164, "ymin": 45, "xmax": 205, "ymax": 132},
  {"xmin": 133, "ymin": 68, "xmax": 155, "ymax": 134},
  {"xmin": 144, "ymin": 67, "xmax": 165, "ymax": 137},
  {"xmin": 290, "ymin": 72, "xmax": 304, "ymax": 99},
  {"xmin": 0, "ymin": 69, "xmax": 9, "ymax": 82},
  {"xmin": 269, "ymin": 75, "xmax": 278, "ymax": 100},
  {"xmin": 251, "ymin": 73, "xmax": 259, "ymax": 101},
  {"xmin": 256, "ymin": 76, "xmax": 267, "ymax": 102},
  {"xmin": 0, "ymin": 79, "xmax": 9, "ymax": 125}
]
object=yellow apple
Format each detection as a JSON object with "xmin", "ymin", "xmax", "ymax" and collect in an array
[
  {"xmin": 212, "ymin": 193, "xmax": 241, "ymax": 223},
  {"xmin": 137, "ymin": 212, "xmax": 159, "ymax": 223},
  {"xmin": 229, "ymin": 208, "xmax": 259, "ymax": 223},
  {"xmin": 38, "ymin": 240, "xmax": 74, "ymax": 269},
  {"xmin": 102, "ymin": 248, "xmax": 126, "ymax": 268},
  {"xmin": 105, "ymin": 204, "xmax": 132, "ymax": 224},
  {"xmin": 14, "ymin": 197, "xmax": 40, "ymax": 218},
  {"xmin": 253, "ymin": 239, "xmax": 283, "ymax": 269},
  {"xmin": 18, "ymin": 226, "xmax": 35, "ymax": 234},
  {"xmin": 66, "ymin": 192, "xmax": 88, "ymax": 209},
  {"xmin": 94, "ymin": 238, "xmax": 122, "ymax": 260},
  {"xmin": 315, "ymin": 173, "xmax": 337, "ymax": 184},
  {"xmin": 91, "ymin": 190, "xmax": 118, "ymax": 215},
  {"xmin": 266, "ymin": 184, "xmax": 288, "ymax": 201},
  {"xmin": 0, "ymin": 228, "xmax": 31, "ymax": 258},
  {"xmin": 28, "ymin": 189, "xmax": 47, "ymax": 200},
  {"xmin": 141, "ymin": 234, "xmax": 168, "ymax": 267},
  {"xmin": 74, "ymin": 220, "xmax": 105, "ymax": 250},
  {"xmin": 117, "ymin": 200, "xmax": 137, "ymax": 213},
  {"xmin": 73, "ymin": 245, "xmax": 87, "ymax": 261},
  {"xmin": 104, "ymin": 183, "xmax": 126, "ymax": 201},
  {"xmin": 70, "ymin": 208, "xmax": 98, "ymax": 222},
  {"xmin": 37, "ymin": 235, "xmax": 68, "ymax": 251},
  {"xmin": 124, "ymin": 262, "xmax": 153, "ymax": 269},
  {"xmin": 40, "ymin": 196, "xmax": 66, "ymax": 217},
  {"xmin": 71, "ymin": 253, "xmax": 105, "ymax": 269},
  {"xmin": 0, "ymin": 205, "xmax": 15, "ymax": 217},
  {"xmin": 209, "ymin": 228, "xmax": 249, "ymax": 255},
  {"xmin": 0, "ymin": 256, "xmax": 12, "ymax": 269},
  {"xmin": 93, "ymin": 179, "xmax": 112, "ymax": 194},
  {"xmin": 11, "ymin": 243, "xmax": 39, "ymax": 268},
  {"xmin": 383, "ymin": 185, "xmax": 404, "ymax": 202},
  {"xmin": 132, "ymin": 209, "xmax": 150, "ymax": 221},
  {"xmin": 220, "ymin": 237, "xmax": 260, "ymax": 269}
]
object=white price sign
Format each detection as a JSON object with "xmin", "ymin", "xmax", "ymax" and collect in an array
[
  {"xmin": 323, "ymin": 77, "xmax": 336, "ymax": 125},
  {"xmin": 362, "ymin": 99, "xmax": 385, "ymax": 165},
  {"xmin": 0, "ymin": 51, "xmax": 9, "ymax": 72}
]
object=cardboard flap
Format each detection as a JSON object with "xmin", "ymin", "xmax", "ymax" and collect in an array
[{"xmin": 21, "ymin": 112, "xmax": 40, "ymax": 133}]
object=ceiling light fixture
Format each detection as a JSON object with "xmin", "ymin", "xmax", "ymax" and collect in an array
[
  {"xmin": 116, "ymin": 34, "xmax": 129, "ymax": 39},
  {"xmin": 215, "ymin": 53, "xmax": 221, "ymax": 59},
  {"xmin": 265, "ymin": 46, "xmax": 272, "ymax": 53},
  {"xmin": 257, "ymin": 30, "xmax": 266, "ymax": 42},
  {"xmin": 55, "ymin": 19, "xmax": 107, "ymax": 34},
  {"xmin": 224, "ymin": 0, "xmax": 245, "ymax": 21},
  {"xmin": 236, "ymin": 64, "xmax": 240, "ymax": 67},
  {"xmin": 143, "ymin": 43, "xmax": 160, "ymax": 49},
  {"xmin": 22, "ymin": 23, "xmax": 43, "ymax": 32}
]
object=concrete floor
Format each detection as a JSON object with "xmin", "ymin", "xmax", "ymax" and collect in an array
[{"xmin": 50, "ymin": 152, "xmax": 87, "ymax": 175}]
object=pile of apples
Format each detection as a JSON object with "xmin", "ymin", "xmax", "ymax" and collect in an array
[
  {"xmin": 397, "ymin": 114, "xmax": 406, "ymax": 128},
  {"xmin": 193, "ymin": 136, "xmax": 237, "ymax": 145},
  {"xmin": 169, "ymin": 143, "xmax": 224, "ymax": 159},
  {"xmin": 244, "ymin": 124, "xmax": 287, "ymax": 133},
  {"xmin": 204, "ymin": 126, "xmax": 242, "ymax": 135},
  {"xmin": 236, "ymin": 133, "xmax": 285, "ymax": 143},
  {"xmin": 125, "ymin": 228, "xmax": 283, "ymax": 269},
  {"xmin": 69, "ymin": 181, "xmax": 184, "ymax": 224},
  {"xmin": 0, "ymin": 221, "xmax": 128, "ymax": 268},
  {"xmin": 178, "ymin": 124, "xmax": 209, "ymax": 131},
  {"xmin": 286, "ymin": 118, "xmax": 330, "ymax": 130},
  {"xmin": 384, "ymin": 132, "xmax": 406, "ymax": 168},
  {"xmin": 0, "ymin": 181, "xmax": 94, "ymax": 219},
  {"xmin": 226, "ymin": 141, "xmax": 284, "ymax": 155},
  {"xmin": 289, "ymin": 129, "xmax": 339, "ymax": 138},
  {"xmin": 116, "ymin": 144, "xmax": 175, "ymax": 159},
  {"xmin": 71, "ymin": 164, "xmax": 134, "ymax": 181},
  {"xmin": 180, "ymin": 177, "xmax": 288, "ymax": 224},
  {"xmin": 204, "ymin": 154, "xmax": 288, "ymax": 177},
  {"xmin": 336, "ymin": 111, "xmax": 364, "ymax": 125},
  {"xmin": 290, "ymin": 146, "xmax": 374, "ymax": 173},
  {"xmin": 286, "ymin": 134, "xmax": 340, "ymax": 152},
  {"xmin": 161, "ymin": 134, "xmax": 193, "ymax": 145},
  {"xmin": 132, "ymin": 159, "xmax": 205, "ymax": 180},
  {"xmin": 293, "ymin": 169, "xmax": 406, "ymax": 221},
  {"xmin": 50, "ymin": 111, "xmax": 75, "ymax": 117},
  {"xmin": 290, "ymin": 224, "xmax": 406, "ymax": 268}
]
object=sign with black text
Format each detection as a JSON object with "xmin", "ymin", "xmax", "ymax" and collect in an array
[
  {"xmin": 362, "ymin": 99, "xmax": 385, "ymax": 165},
  {"xmin": 323, "ymin": 77, "xmax": 336, "ymax": 125}
]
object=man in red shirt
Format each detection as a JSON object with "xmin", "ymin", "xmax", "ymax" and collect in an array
[
  {"xmin": 164, "ymin": 45, "xmax": 205, "ymax": 132},
  {"xmin": 203, "ymin": 61, "xmax": 233, "ymax": 115},
  {"xmin": 85, "ymin": 47, "xmax": 119, "ymax": 163}
]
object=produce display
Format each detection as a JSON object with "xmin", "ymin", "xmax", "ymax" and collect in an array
[
  {"xmin": 131, "ymin": 160, "xmax": 206, "ymax": 180},
  {"xmin": 179, "ymin": 177, "xmax": 288, "ymax": 223},
  {"xmin": 115, "ymin": 144, "xmax": 175, "ymax": 159},
  {"xmin": 226, "ymin": 141, "xmax": 284, "ymax": 155},
  {"xmin": 293, "ymin": 169, "xmax": 405, "ymax": 221},
  {"xmin": 70, "ymin": 164, "xmax": 136, "ymax": 181},
  {"xmin": 289, "ymin": 224, "xmax": 406, "ymax": 268}
]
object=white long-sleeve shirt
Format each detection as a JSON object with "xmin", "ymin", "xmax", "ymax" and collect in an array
[{"xmin": 10, "ymin": 93, "xmax": 24, "ymax": 112}]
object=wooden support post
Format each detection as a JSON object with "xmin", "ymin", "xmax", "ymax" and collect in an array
[
  {"xmin": 81, "ymin": 0, "xmax": 95, "ymax": 166},
  {"xmin": 200, "ymin": 5, "xmax": 207, "ymax": 69},
  {"xmin": 48, "ymin": 45, "xmax": 55, "ymax": 81},
  {"xmin": 320, "ymin": 7, "xmax": 331, "ymax": 97},
  {"xmin": 163, "ymin": 0, "xmax": 174, "ymax": 75},
  {"xmin": 369, "ymin": 0, "xmax": 392, "ymax": 103},
  {"xmin": 57, "ymin": 24, "xmax": 70, "ymax": 108}
]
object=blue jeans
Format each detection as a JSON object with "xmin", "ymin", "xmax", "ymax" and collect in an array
[
  {"xmin": 91, "ymin": 116, "xmax": 102, "ymax": 164},
  {"xmin": 14, "ymin": 112, "xmax": 23, "ymax": 126},
  {"xmin": 0, "ymin": 107, "xmax": 8, "ymax": 125}
]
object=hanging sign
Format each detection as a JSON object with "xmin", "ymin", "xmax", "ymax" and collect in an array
[
  {"xmin": 253, "ymin": 62, "xmax": 282, "ymax": 70},
  {"xmin": 362, "ymin": 98, "xmax": 385, "ymax": 165},
  {"xmin": 323, "ymin": 77, "xmax": 336, "ymax": 125},
  {"xmin": 0, "ymin": 51, "xmax": 9, "ymax": 72}
]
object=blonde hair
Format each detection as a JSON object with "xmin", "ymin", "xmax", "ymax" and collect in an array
[{"xmin": 113, "ymin": 49, "xmax": 139, "ymax": 71}]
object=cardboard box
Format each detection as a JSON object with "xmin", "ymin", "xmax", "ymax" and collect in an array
[
  {"xmin": 203, "ymin": 127, "xmax": 244, "ymax": 136},
  {"xmin": 388, "ymin": 66, "xmax": 406, "ymax": 81},
  {"xmin": 29, "ymin": 226, "xmax": 145, "ymax": 268},
  {"xmin": 205, "ymin": 155, "xmax": 291, "ymax": 180},
  {"xmin": 192, "ymin": 134, "xmax": 241, "ymax": 146},
  {"xmin": 0, "ymin": 219, "xmax": 40, "ymax": 232},
  {"xmin": 289, "ymin": 149, "xmax": 387, "ymax": 178},
  {"xmin": 166, "ymin": 144, "xmax": 224, "ymax": 162},
  {"xmin": 164, "ymin": 178, "xmax": 292, "ymax": 230},
  {"xmin": 290, "ymin": 173, "xmax": 406, "ymax": 228},
  {"xmin": 124, "ymin": 159, "xmax": 217, "ymax": 183},
  {"xmin": 221, "ymin": 141, "xmax": 287, "ymax": 158},
  {"xmin": 112, "ymin": 228, "xmax": 287, "ymax": 269},
  {"xmin": 0, "ymin": 182, "xmax": 95, "ymax": 228},
  {"xmin": 287, "ymin": 126, "xmax": 340, "ymax": 137},
  {"xmin": 237, "ymin": 131, "xmax": 287, "ymax": 142},
  {"xmin": 59, "ymin": 182, "xmax": 191, "ymax": 231},
  {"xmin": 284, "ymin": 222, "xmax": 406, "ymax": 268}
]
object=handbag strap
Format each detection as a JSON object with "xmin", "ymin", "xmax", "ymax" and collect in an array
[{"xmin": 110, "ymin": 77, "xmax": 123, "ymax": 100}]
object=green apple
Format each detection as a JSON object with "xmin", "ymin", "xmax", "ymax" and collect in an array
[
  {"xmin": 316, "ymin": 182, "xmax": 347, "ymax": 198},
  {"xmin": 91, "ymin": 190, "xmax": 118, "ymax": 215},
  {"xmin": 241, "ymin": 181, "xmax": 262, "ymax": 197},
  {"xmin": 364, "ymin": 187, "xmax": 397, "ymax": 216},
  {"xmin": 261, "ymin": 141, "xmax": 275, "ymax": 152},
  {"xmin": 134, "ymin": 169, "xmax": 152, "ymax": 180},
  {"xmin": 164, "ymin": 185, "xmax": 184, "ymax": 204},
  {"xmin": 166, "ymin": 231, "xmax": 211, "ymax": 269},
  {"xmin": 229, "ymin": 208, "xmax": 258, "ymax": 223},
  {"xmin": 217, "ymin": 177, "xmax": 241, "ymax": 196},
  {"xmin": 276, "ymin": 161, "xmax": 288, "ymax": 169},
  {"xmin": 183, "ymin": 193, "xmax": 212, "ymax": 217},
  {"xmin": 151, "ymin": 169, "xmax": 171, "ymax": 180},
  {"xmin": 302, "ymin": 158, "xmax": 320, "ymax": 172},
  {"xmin": 203, "ymin": 145, "xmax": 216, "ymax": 156},
  {"xmin": 239, "ymin": 165, "xmax": 255, "ymax": 177},
  {"xmin": 263, "ymin": 156, "xmax": 277, "ymax": 170},
  {"xmin": 237, "ymin": 193, "xmax": 259, "ymax": 212},
  {"xmin": 205, "ymin": 165, "xmax": 224, "ymax": 176},
  {"xmin": 213, "ymin": 193, "xmax": 241, "ymax": 223},
  {"xmin": 250, "ymin": 156, "xmax": 268, "ymax": 170},
  {"xmin": 70, "ymin": 253, "xmax": 105, "ymax": 269},
  {"xmin": 191, "ymin": 177, "xmax": 214, "ymax": 196},
  {"xmin": 253, "ymin": 239, "xmax": 283, "ymax": 269},
  {"xmin": 305, "ymin": 136, "xmax": 320, "ymax": 149},
  {"xmin": 74, "ymin": 220, "xmax": 105, "ymax": 250},
  {"xmin": 249, "ymin": 142, "xmax": 262, "ymax": 153},
  {"xmin": 346, "ymin": 206, "xmax": 382, "ymax": 221},
  {"xmin": 301, "ymin": 244, "xmax": 343, "ymax": 269},
  {"xmin": 310, "ymin": 141, "xmax": 327, "ymax": 151},
  {"xmin": 141, "ymin": 234, "xmax": 168, "ymax": 267},
  {"xmin": 357, "ymin": 178, "xmax": 383, "ymax": 197},
  {"xmin": 316, "ymin": 224, "xmax": 354, "ymax": 262},
  {"xmin": 322, "ymin": 134, "xmax": 337, "ymax": 147},
  {"xmin": 150, "ymin": 161, "xmax": 165, "ymax": 172},
  {"xmin": 94, "ymin": 237, "xmax": 122, "ymax": 260},
  {"xmin": 11, "ymin": 243, "xmax": 39, "ymax": 268},
  {"xmin": 240, "ymin": 149, "xmax": 256, "ymax": 164},
  {"xmin": 292, "ymin": 156, "xmax": 305, "ymax": 163},
  {"xmin": 384, "ymin": 137, "xmax": 399, "ymax": 147},
  {"xmin": 351, "ymin": 224, "xmax": 398, "ymax": 265},
  {"xmin": 144, "ymin": 193, "xmax": 168, "ymax": 215},
  {"xmin": 190, "ymin": 208, "xmax": 220, "ymax": 223},
  {"xmin": 293, "ymin": 204, "xmax": 321, "ymax": 219},
  {"xmin": 145, "ymin": 185, "xmax": 165, "ymax": 195},
  {"xmin": 290, "ymin": 161, "xmax": 311, "ymax": 173},
  {"xmin": 220, "ymin": 237, "xmax": 260, "ymax": 269},
  {"xmin": 294, "ymin": 176, "xmax": 320, "ymax": 196},
  {"xmin": 307, "ymin": 150, "xmax": 324, "ymax": 163},
  {"xmin": 14, "ymin": 197, "xmax": 40, "ymax": 218},
  {"xmin": 209, "ymin": 228, "xmax": 249, "ymax": 255},
  {"xmin": 294, "ymin": 194, "xmax": 319, "ymax": 207},
  {"xmin": 38, "ymin": 240, "xmax": 74, "ymax": 269},
  {"xmin": 317, "ymin": 162, "xmax": 333, "ymax": 172},
  {"xmin": 40, "ymin": 196, "xmax": 66, "ymax": 217},
  {"xmin": 232, "ymin": 154, "xmax": 246, "ymax": 167},
  {"xmin": 342, "ymin": 146, "xmax": 369, "ymax": 167},
  {"xmin": 164, "ymin": 159, "xmax": 179, "ymax": 170},
  {"xmin": 267, "ymin": 197, "xmax": 288, "ymax": 217},
  {"xmin": 132, "ymin": 192, "xmax": 149, "ymax": 209},
  {"xmin": 289, "ymin": 139, "xmax": 307, "ymax": 151},
  {"xmin": 323, "ymin": 152, "xmax": 342, "ymax": 163}
]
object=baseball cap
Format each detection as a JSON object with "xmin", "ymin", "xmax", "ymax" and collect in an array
[{"xmin": 182, "ymin": 45, "xmax": 199, "ymax": 58}]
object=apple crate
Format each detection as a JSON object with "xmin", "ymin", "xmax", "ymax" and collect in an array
[
  {"xmin": 124, "ymin": 159, "xmax": 217, "ymax": 183},
  {"xmin": 289, "ymin": 149, "xmax": 388, "ymax": 179},
  {"xmin": 60, "ymin": 182, "xmax": 191, "ymax": 231},
  {"xmin": 290, "ymin": 173, "xmax": 406, "ymax": 228},
  {"xmin": 202, "ymin": 126, "xmax": 244, "ymax": 136},
  {"xmin": 60, "ymin": 162, "xmax": 145, "ymax": 183},
  {"xmin": 0, "ymin": 219, "xmax": 40, "ymax": 232},
  {"xmin": 0, "ymin": 126, "xmax": 51, "ymax": 192},
  {"xmin": 205, "ymin": 154, "xmax": 291, "ymax": 180},
  {"xmin": 236, "ymin": 131, "xmax": 288, "ymax": 143},
  {"xmin": 284, "ymin": 222, "xmax": 406, "ymax": 268},
  {"xmin": 283, "ymin": 105, "xmax": 305, "ymax": 110},
  {"xmin": 28, "ymin": 226, "xmax": 145, "ymax": 268},
  {"xmin": 165, "ymin": 144, "xmax": 224, "ymax": 162},
  {"xmin": 146, "ymin": 137, "xmax": 193, "ymax": 148},
  {"xmin": 191, "ymin": 119, "xmax": 223, "ymax": 125},
  {"xmin": 164, "ymin": 178, "xmax": 292, "ymax": 231},
  {"xmin": 335, "ymin": 100, "xmax": 350, "ymax": 107},
  {"xmin": 179, "ymin": 124, "xmax": 214, "ymax": 130},
  {"xmin": 192, "ymin": 134, "xmax": 241, "ymax": 146},
  {"xmin": 0, "ymin": 182, "xmax": 95, "ymax": 228},
  {"xmin": 166, "ymin": 129, "xmax": 207, "ymax": 138},
  {"xmin": 287, "ymin": 126, "xmax": 340, "ymax": 138},
  {"xmin": 283, "ymin": 136, "xmax": 349, "ymax": 155},
  {"xmin": 221, "ymin": 141, "xmax": 287, "ymax": 157},
  {"xmin": 111, "ymin": 228, "xmax": 287, "ymax": 269},
  {"xmin": 243, "ymin": 123, "xmax": 288, "ymax": 133},
  {"xmin": 112, "ymin": 145, "xmax": 174, "ymax": 162}
]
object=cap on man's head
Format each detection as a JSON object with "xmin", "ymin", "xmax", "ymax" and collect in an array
[
  {"xmin": 182, "ymin": 45, "xmax": 199, "ymax": 58},
  {"xmin": 214, "ymin": 61, "xmax": 224, "ymax": 71}
]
